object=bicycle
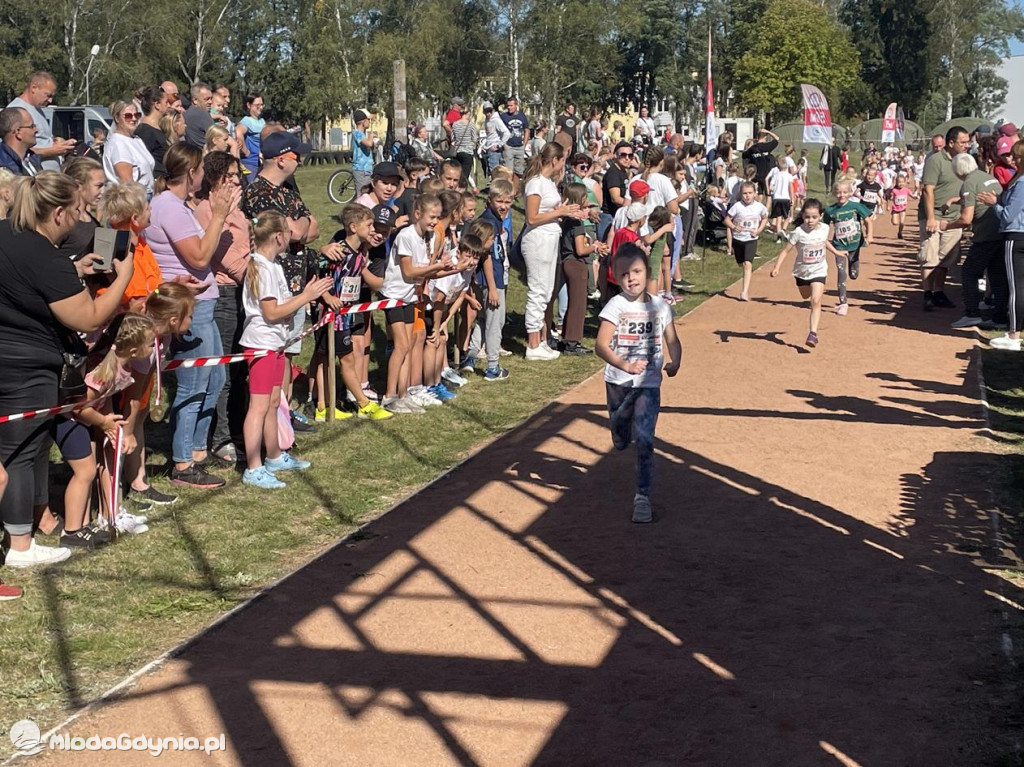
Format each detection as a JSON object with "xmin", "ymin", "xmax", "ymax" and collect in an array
[{"xmin": 327, "ymin": 168, "xmax": 357, "ymax": 204}]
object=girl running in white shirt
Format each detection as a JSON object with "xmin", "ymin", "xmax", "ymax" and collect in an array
[{"xmin": 770, "ymin": 199, "xmax": 841, "ymax": 348}]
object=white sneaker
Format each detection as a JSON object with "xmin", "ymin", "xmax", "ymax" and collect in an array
[
  {"xmin": 950, "ymin": 316, "xmax": 983, "ymax": 329},
  {"xmin": 681, "ymin": 253, "xmax": 701, "ymax": 261},
  {"xmin": 526, "ymin": 344, "xmax": 559, "ymax": 361},
  {"xmin": 989, "ymin": 334, "xmax": 1022, "ymax": 351},
  {"xmin": 442, "ymin": 367, "xmax": 468, "ymax": 387},
  {"xmin": 119, "ymin": 505, "xmax": 148, "ymax": 525},
  {"xmin": 588, "ymin": 290, "xmax": 601, "ymax": 301},
  {"xmin": 409, "ymin": 388, "xmax": 442, "ymax": 407},
  {"xmin": 115, "ymin": 510, "xmax": 149, "ymax": 534},
  {"xmin": 381, "ymin": 396, "xmax": 420, "ymax": 414},
  {"xmin": 5, "ymin": 540, "xmax": 71, "ymax": 568}
]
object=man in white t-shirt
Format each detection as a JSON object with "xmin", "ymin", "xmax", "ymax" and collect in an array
[{"xmin": 7, "ymin": 71, "xmax": 76, "ymax": 171}]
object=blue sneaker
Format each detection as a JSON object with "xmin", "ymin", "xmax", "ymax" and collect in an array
[
  {"xmin": 484, "ymin": 366, "xmax": 510, "ymax": 382},
  {"xmin": 459, "ymin": 356, "xmax": 477, "ymax": 375},
  {"xmin": 265, "ymin": 451, "xmax": 311, "ymax": 472},
  {"xmin": 242, "ymin": 466, "xmax": 286, "ymax": 489},
  {"xmin": 429, "ymin": 384, "xmax": 455, "ymax": 401}
]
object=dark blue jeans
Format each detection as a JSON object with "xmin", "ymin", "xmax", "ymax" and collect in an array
[{"xmin": 606, "ymin": 383, "xmax": 661, "ymax": 497}]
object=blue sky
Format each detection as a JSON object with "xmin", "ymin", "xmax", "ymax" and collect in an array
[{"xmin": 1013, "ymin": 38, "xmax": 1024, "ymax": 55}]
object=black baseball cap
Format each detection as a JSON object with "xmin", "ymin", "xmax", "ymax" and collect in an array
[
  {"xmin": 263, "ymin": 131, "xmax": 312, "ymax": 159},
  {"xmin": 371, "ymin": 161, "xmax": 402, "ymax": 180},
  {"xmin": 353, "ymin": 109, "xmax": 369, "ymax": 123},
  {"xmin": 372, "ymin": 204, "xmax": 395, "ymax": 227}
]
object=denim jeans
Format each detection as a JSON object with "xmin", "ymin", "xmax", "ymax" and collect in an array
[
  {"xmin": 169, "ymin": 298, "xmax": 226, "ymax": 463},
  {"xmin": 211, "ymin": 284, "xmax": 247, "ymax": 450},
  {"xmin": 606, "ymin": 383, "xmax": 661, "ymax": 496},
  {"xmin": 486, "ymin": 150, "xmax": 502, "ymax": 176}
]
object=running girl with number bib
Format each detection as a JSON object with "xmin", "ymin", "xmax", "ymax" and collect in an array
[
  {"xmin": 725, "ymin": 182, "xmax": 769, "ymax": 302},
  {"xmin": 596, "ymin": 243, "xmax": 682, "ymax": 524},
  {"xmin": 889, "ymin": 172, "xmax": 911, "ymax": 239},
  {"xmin": 824, "ymin": 181, "xmax": 873, "ymax": 316},
  {"xmin": 770, "ymin": 199, "xmax": 840, "ymax": 348}
]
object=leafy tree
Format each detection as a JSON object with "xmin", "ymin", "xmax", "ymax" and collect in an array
[
  {"xmin": 841, "ymin": 0, "xmax": 932, "ymax": 117},
  {"xmin": 733, "ymin": 0, "xmax": 860, "ymax": 122}
]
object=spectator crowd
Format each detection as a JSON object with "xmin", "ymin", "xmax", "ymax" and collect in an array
[{"xmin": 0, "ymin": 70, "xmax": 1021, "ymax": 600}]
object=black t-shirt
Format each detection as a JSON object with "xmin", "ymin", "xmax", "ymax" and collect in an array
[
  {"xmin": 57, "ymin": 215, "xmax": 99, "ymax": 260},
  {"xmin": 556, "ymin": 114, "xmax": 579, "ymax": 141},
  {"xmin": 602, "ymin": 164, "xmax": 629, "ymax": 215},
  {"xmin": 134, "ymin": 123, "xmax": 170, "ymax": 178},
  {"xmin": 559, "ymin": 218, "xmax": 589, "ymax": 261},
  {"xmin": 858, "ymin": 181, "xmax": 884, "ymax": 208},
  {"xmin": 394, "ymin": 188, "xmax": 417, "ymax": 228},
  {"xmin": 742, "ymin": 138, "xmax": 779, "ymax": 181},
  {"xmin": 0, "ymin": 221, "xmax": 85, "ymax": 370}
]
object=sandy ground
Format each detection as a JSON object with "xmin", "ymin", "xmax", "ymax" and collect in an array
[{"xmin": 25, "ymin": 218, "xmax": 1023, "ymax": 766}]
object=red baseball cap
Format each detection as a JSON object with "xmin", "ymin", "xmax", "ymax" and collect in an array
[
  {"xmin": 628, "ymin": 179, "xmax": 651, "ymax": 199},
  {"xmin": 1000, "ymin": 122, "xmax": 1018, "ymax": 137},
  {"xmin": 997, "ymin": 135, "xmax": 1017, "ymax": 156}
]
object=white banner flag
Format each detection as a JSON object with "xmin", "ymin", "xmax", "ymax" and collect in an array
[
  {"xmin": 704, "ymin": 30, "xmax": 717, "ymax": 152},
  {"xmin": 881, "ymin": 102, "xmax": 897, "ymax": 144},
  {"xmin": 800, "ymin": 84, "xmax": 832, "ymax": 144}
]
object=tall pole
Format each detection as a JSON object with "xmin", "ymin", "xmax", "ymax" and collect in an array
[{"xmin": 393, "ymin": 60, "xmax": 407, "ymax": 143}]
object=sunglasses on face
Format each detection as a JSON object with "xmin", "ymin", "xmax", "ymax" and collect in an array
[
  {"xmin": 123, "ymin": 112, "xmax": 141, "ymax": 120},
  {"xmin": 618, "ymin": 152, "xmax": 633, "ymax": 159},
  {"xmin": 576, "ymin": 163, "xmax": 590, "ymax": 170}
]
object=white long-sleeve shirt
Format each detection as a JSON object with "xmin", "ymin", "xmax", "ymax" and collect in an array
[{"xmin": 484, "ymin": 113, "xmax": 511, "ymax": 151}]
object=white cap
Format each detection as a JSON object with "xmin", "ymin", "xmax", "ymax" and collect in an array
[{"xmin": 626, "ymin": 202, "xmax": 648, "ymax": 222}]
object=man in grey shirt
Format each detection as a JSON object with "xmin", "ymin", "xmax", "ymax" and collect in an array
[
  {"xmin": 6, "ymin": 71, "xmax": 76, "ymax": 171},
  {"xmin": 184, "ymin": 81, "xmax": 214, "ymax": 149}
]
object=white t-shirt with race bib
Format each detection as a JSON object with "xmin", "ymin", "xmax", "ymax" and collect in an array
[
  {"xmin": 788, "ymin": 223, "xmax": 830, "ymax": 281},
  {"xmin": 727, "ymin": 201, "xmax": 768, "ymax": 242},
  {"xmin": 599, "ymin": 293, "xmax": 674, "ymax": 389}
]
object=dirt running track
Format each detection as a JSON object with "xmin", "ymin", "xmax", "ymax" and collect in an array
[{"xmin": 32, "ymin": 219, "xmax": 1024, "ymax": 766}]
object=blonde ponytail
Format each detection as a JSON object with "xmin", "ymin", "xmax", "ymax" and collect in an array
[{"xmin": 9, "ymin": 171, "xmax": 79, "ymax": 233}]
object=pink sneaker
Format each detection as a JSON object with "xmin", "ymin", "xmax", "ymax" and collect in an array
[{"xmin": 836, "ymin": 302, "xmax": 849, "ymax": 316}]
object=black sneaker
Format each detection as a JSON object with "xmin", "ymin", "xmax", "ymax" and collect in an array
[
  {"xmin": 170, "ymin": 464, "xmax": 226, "ymax": 489},
  {"xmin": 923, "ymin": 292, "xmax": 935, "ymax": 312},
  {"xmin": 560, "ymin": 341, "xmax": 592, "ymax": 356},
  {"xmin": 132, "ymin": 485, "xmax": 177, "ymax": 505},
  {"xmin": 290, "ymin": 412, "xmax": 316, "ymax": 433},
  {"xmin": 61, "ymin": 524, "xmax": 112, "ymax": 548},
  {"xmin": 673, "ymin": 278, "xmax": 696, "ymax": 289},
  {"xmin": 932, "ymin": 292, "xmax": 956, "ymax": 309}
]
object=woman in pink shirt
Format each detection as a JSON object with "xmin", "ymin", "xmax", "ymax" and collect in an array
[{"xmin": 194, "ymin": 151, "xmax": 250, "ymax": 461}]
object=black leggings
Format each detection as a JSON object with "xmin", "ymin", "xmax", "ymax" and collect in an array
[
  {"xmin": 456, "ymin": 152, "xmax": 475, "ymax": 186},
  {"xmin": 0, "ymin": 366, "xmax": 57, "ymax": 535},
  {"xmin": 1005, "ymin": 238, "xmax": 1024, "ymax": 333}
]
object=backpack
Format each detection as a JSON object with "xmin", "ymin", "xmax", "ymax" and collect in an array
[{"xmin": 391, "ymin": 140, "xmax": 416, "ymax": 168}]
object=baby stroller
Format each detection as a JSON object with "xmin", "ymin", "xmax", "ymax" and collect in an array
[{"xmin": 696, "ymin": 188, "xmax": 729, "ymax": 245}]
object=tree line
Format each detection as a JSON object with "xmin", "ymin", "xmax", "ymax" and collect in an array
[{"xmin": 1, "ymin": 0, "xmax": 1020, "ymax": 129}]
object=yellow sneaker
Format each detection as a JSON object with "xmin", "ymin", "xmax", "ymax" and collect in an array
[
  {"xmin": 358, "ymin": 402, "xmax": 394, "ymax": 420},
  {"xmin": 314, "ymin": 407, "xmax": 353, "ymax": 422}
]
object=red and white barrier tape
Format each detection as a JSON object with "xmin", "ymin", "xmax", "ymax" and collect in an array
[
  {"xmin": 0, "ymin": 396, "xmax": 107, "ymax": 425},
  {"xmin": 0, "ymin": 298, "xmax": 416, "ymax": 426}
]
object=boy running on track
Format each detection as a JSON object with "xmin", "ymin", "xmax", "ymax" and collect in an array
[
  {"xmin": 824, "ymin": 181, "xmax": 873, "ymax": 316},
  {"xmin": 770, "ymin": 199, "xmax": 839, "ymax": 348},
  {"xmin": 596, "ymin": 244, "xmax": 681, "ymax": 524}
]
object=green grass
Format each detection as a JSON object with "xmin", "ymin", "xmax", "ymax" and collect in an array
[{"xmin": 0, "ymin": 163, "xmax": 788, "ymax": 754}]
